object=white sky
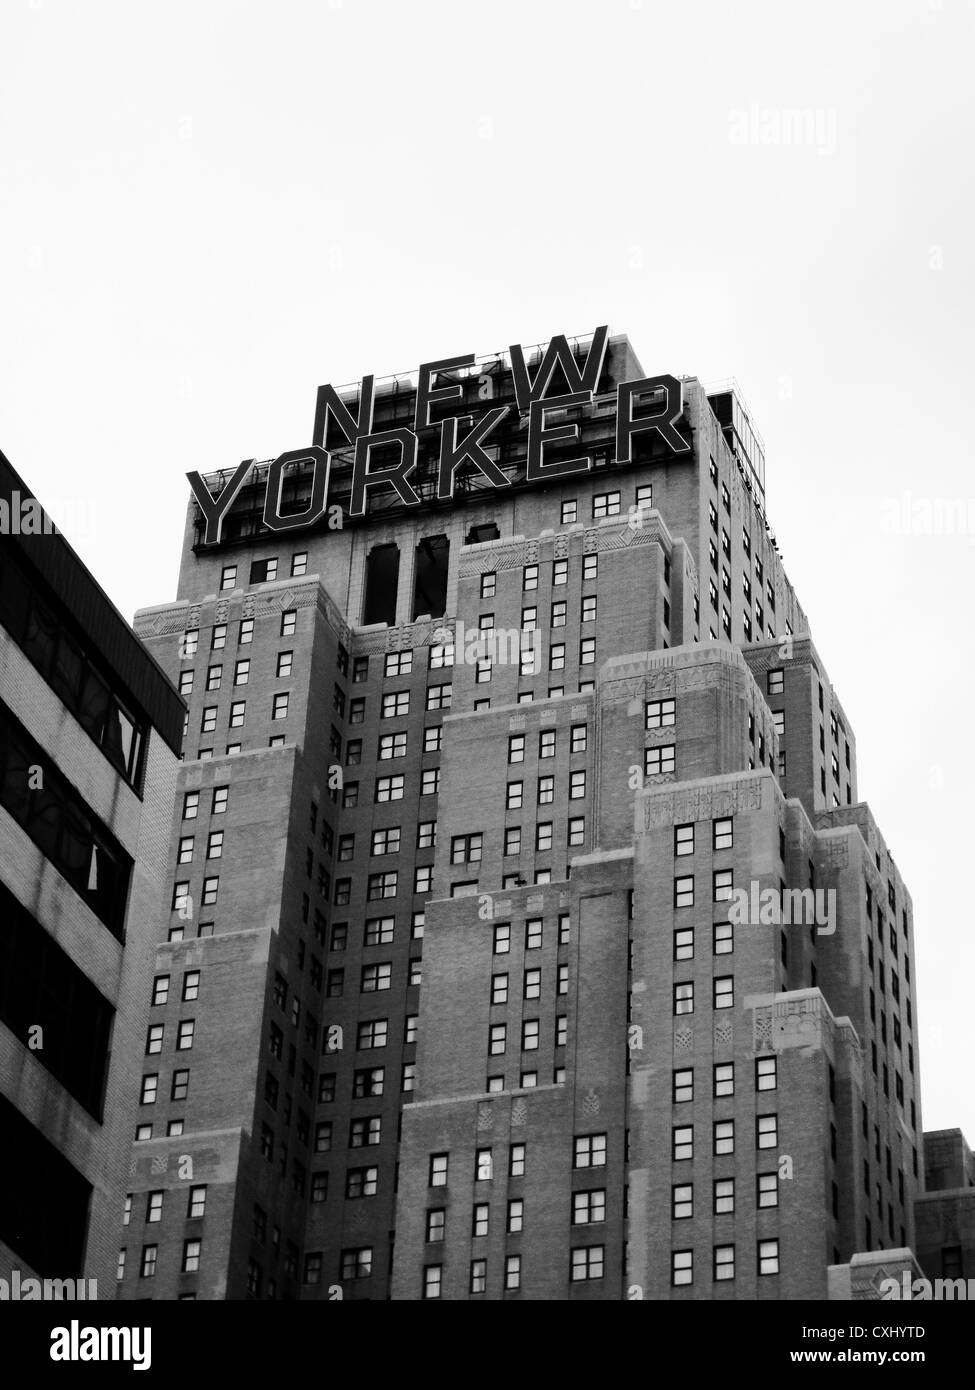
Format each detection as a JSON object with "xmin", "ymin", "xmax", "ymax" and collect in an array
[{"xmin": 3, "ymin": 0, "xmax": 973, "ymax": 1145}]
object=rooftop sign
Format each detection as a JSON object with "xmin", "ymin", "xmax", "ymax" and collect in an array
[{"xmin": 187, "ymin": 326, "xmax": 692, "ymax": 547}]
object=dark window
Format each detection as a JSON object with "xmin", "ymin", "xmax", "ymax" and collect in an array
[
  {"xmin": 0, "ymin": 882, "xmax": 113, "ymax": 1118},
  {"xmin": 0, "ymin": 547, "xmax": 146, "ymax": 788},
  {"xmin": 363, "ymin": 545, "xmax": 400, "ymax": 627},
  {"xmin": 0, "ymin": 699, "xmax": 132, "ymax": 938},
  {"xmin": 412, "ymin": 536, "xmax": 450, "ymax": 621},
  {"xmin": 0, "ymin": 1092, "xmax": 91, "ymax": 1277}
]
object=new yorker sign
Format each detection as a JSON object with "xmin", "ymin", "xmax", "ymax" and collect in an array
[{"xmin": 188, "ymin": 325, "xmax": 692, "ymax": 547}]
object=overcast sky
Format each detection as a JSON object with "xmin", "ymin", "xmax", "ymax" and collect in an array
[{"xmin": 3, "ymin": 0, "xmax": 973, "ymax": 1144}]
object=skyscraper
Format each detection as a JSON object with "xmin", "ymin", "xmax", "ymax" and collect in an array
[
  {"xmin": 114, "ymin": 329, "xmax": 922, "ymax": 1300},
  {"xmin": 0, "ymin": 449, "xmax": 183, "ymax": 1295}
]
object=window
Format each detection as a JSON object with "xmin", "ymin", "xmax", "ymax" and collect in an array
[
  {"xmin": 714, "ymin": 1245, "xmax": 735, "ymax": 1282},
  {"xmin": 645, "ymin": 745, "xmax": 676, "ymax": 776},
  {"xmin": 671, "ymin": 1250, "xmax": 692, "ymax": 1287},
  {"xmin": 493, "ymin": 922, "xmax": 511, "ymax": 954},
  {"xmin": 341, "ymin": 1248, "xmax": 373, "ymax": 1281},
  {"xmin": 672, "ymin": 1067, "xmax": 694, "ymax": 1103},
  {"xmin": 673, "ymin": 982, "xmax": 694, "ymax": 1015},
  {"xmin": 714, "ymin": 1178, "xmax": 735, "ymax": 1215},
  {"xmin": 593, "ymin": 490, "xmax": 621, "ymax": 518},
  {"xmin": 675, "ymin": 824, "xmax": 694, "ymax": 857},
  {"xmin": 714, "ymin": 976, "xmax": 734, "ymax": 1010},
  {"xmin": 674, "ymin": 877, "xmax": 694, "ymax": 909},
  {"xmin": 140, "ymin": 1073, "xmax": 158, "ymax": 1104},
  {"xmin": 550, "ymin": 643, "xmax": 565, "ymax": 671},
  {"xmin": 451, "ymin": 833, "xmax": 482, "ymax": 865},
  {"xmin": 272, "ymin": 693, "xmax": 289, "ymax": 720},
  {"xmin": 713, "ymin": 818, "xmax": 733, "ymax": 850},
  {"xmin": 428, "ymin": 640, "xmax": 454, "ymax": 670},
  {"xmin": 713, "ymin": 870, "xmax": 734, "ymax": 903},
  {"xmin": 491, "ymin": 974, "xmax": 509, "ymax": 1007},
  {"xmin": 505, "ymin": 1255, "xmax": 521, "ymax": 1291},
  {"xmin": 188, "ymin": 1185, "xmax": 207, "ymax": 1219},
  {"xmin": 421, "ymin": 768, "xmax": 440, "ymax": 795},
  {"xmin": 480, "ymin": 572, "xmax": 496, "ymax": 599},
  {"xmin": 569, "ymin": 770, "xmax": 586, "ymax": 800},
  {"xmin": 140, "ymin": 1245, "xmax": 158, "ymax": 1278},
  {"xmin": 523, "ymin": 564, "xmax": 539, "ymax": 591},
  {"xmin": 177, "ymin": 1019, "xmax": 195, "ymax": 1050},
  {"xmin": 583, "ymin": 553, "xmax": 597, "ymax": 581},
  {"xmin": 349, "ymin": 1116, "xmax": 382, "ymax": 1148},
  {"xmin": 281, "ymin": 610, "xmax": 297, "ymax": 637},
  {"xmin": 489, "ymin": 1024, "xmax": 506, "ymax": 1055},
  {"xmin": 571, "ymin": 1190, "xmax": 607, "ymax": 1229},
  {"xmin": 504, "ymin": 827, "xmax": 522, "ymax": 856},
  {"xmin": 525, "ymin": 919, "xmax": 542, "ymax": 949},
  {"xmin": 177, "ymin": 835, "xmax": 194, "ymax": 865},
  {"xmin": 673, "ymin": 1125, "xmax": 693, "ymax": 1161},
  {"xmin": 713, "ymin": 1063, "xmax": 734, "ymax": 1098},
  {"xmin": 671, "ymin": 1183, "xmax": 693, "ymax": 1220},
  {"xmin": 179, "ymin": 670, "xmax": 194, "ymax": 697},
  {"xmin": 674, "ymin": 928, "xmax": 694, "ymax": 961},
  {"xmin": 426, "ymin": 1209, "xmax": 446, "ymax": 1244},
  {"xmin": 371, "ymin": 827, "xmax": 400, "ymax": 856},
  {"xmin": 475, "ymin": 1148, "xmax": 493, "ymax": 1181},
  {"xmin": 522, "ymin": 1019, "xmax": 539, "ymax": 1051},
  {"xmin": 206, "ymin": 830, "xmax": 223, "ymax": 859},
  {"xmin": 378, "ymin": 732, "xmax": 407, "ymax": 760},
  {"xmin": 152, "ymin": 975, "xmax": 170, "ymax": 1007},
  {"xmin": 714, "ymin": 1120, "xmax": 735, "ymax": 1156},
  {"xmin": 357, "ymin": 1018, "xmax": 388, "ymax": 1049},
  {"xmin": 758, "ymin": 1239, "xmax": 779, "ymax": 1276},
  {"xmin": 571, "ymin": 1246, "xmax": 604, "ymax": 1282},
  {"xmin": 573, "ymin": 1134, "xmax": 607, "ymax": 1169},
  {"xmin": 646, "ymin": 698, "xmax": 676, "ymax": 730},
  {"xmin": 757, "ymin": 1172, "xmax": 778, "ymax": 1208},
  {"xmin": 537, "ymin": 776, "xmax": 554, "ymax": 805},
  {"xmin": 361, "ymin": 962, "xmax": 392, "ymax": 992},
  {"xmin": 756, "ymin": 1056, "xmax": 777, "ymax": 1091},
  {"xmin": 756, "ymin": 1114, "xmax": 778, "ymax": 1149},
  {"xmin": 580, "ymin": 638, "xmax": 595, "ymax": 665},
  {"xmin": 366, "ymin": 870, "xmax": 397, "ymax": 902},
  {"xmin": 581, "ymin": 595, "xmax": 597, "ymax": 623},
  {"xmin": 229, "ymin": 700, "xmax": 245, "ymax": 728},
  {"xmin": 568, "ymin": 816, "xmax": 585, "ymax": 847},
  {"xmin": 171, "ymin": 1069, "xmax": 189, "ymax": 1101},
  {"xmin": 375, "ymin": 774, "xmax": 405, "ymax": 803}
]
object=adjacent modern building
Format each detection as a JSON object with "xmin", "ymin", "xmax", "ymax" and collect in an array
[
  {"xmin": 112, "ymin": 328, "xmax": 925, "ymax": 1299},
  {"xmin": 0, "ymin": 449, "xmax": 183, "ymax": 1294}
]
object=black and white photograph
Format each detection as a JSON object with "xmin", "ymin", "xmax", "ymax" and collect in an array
[{"xmin": 1, "ymin": 0, "xmax": 972, "ymax": 1366}]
